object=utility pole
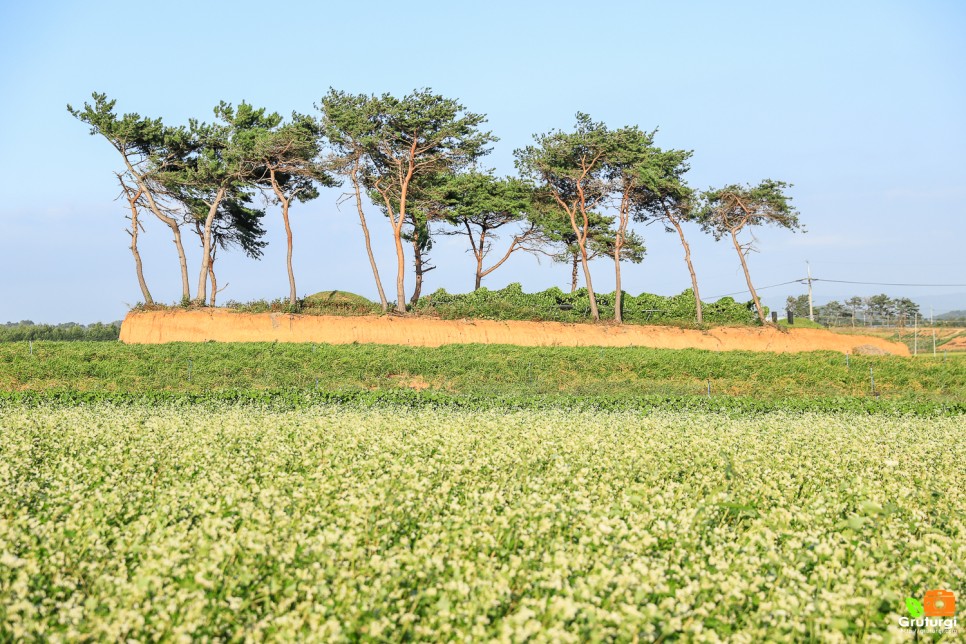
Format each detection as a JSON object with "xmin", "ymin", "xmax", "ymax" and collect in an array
[
  {"xmin": 807, "ymin": 261, "xmax": 814, "ymax": 322},
  {"xmin": 914, "ymin": 313, "xmax": 918, "ymax": 356}
]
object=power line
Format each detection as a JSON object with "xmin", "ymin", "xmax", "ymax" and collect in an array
[
  {"xmin": 813, "ymin": 278, "xmax": 966, "ymax": 288},
  {"xmin": 704, "ymin": 275, "xmax": 966, "ymax": 301},
  {"xmin": 705, "ymin": 279, "xmax": 806, "ymax": 299}
]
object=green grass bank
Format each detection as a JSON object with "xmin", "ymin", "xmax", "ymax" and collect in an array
[{"xmin": 1, "ymin": 341, "xmax": 963, "ymax": 413}]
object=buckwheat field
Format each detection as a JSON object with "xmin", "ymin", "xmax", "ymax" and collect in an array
[{"xmin": 1, "ymin": 404, "xmax": 963, "ymax": 641}]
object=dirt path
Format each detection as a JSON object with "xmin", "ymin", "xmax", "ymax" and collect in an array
[{"xmin": 120, "ymin": 310, "xmax": 910, "ymax": 355}]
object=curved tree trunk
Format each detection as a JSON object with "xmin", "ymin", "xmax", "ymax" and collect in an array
[
  {"xmin": 124, "ymin": 187, "xmax": 153, "ymax": 305},
  {"xmin": 730, "ymin": 229, "xmax": 765, "ymax": 324},
  {"xmin": 167, "ymin": 221, "xmax": 191, "ymax": 303},
  {"xmin": 564, "ymin": 178, "xmax": 600, "ymax": 321},
  {"xmin": 613, "ymin": 244, "xmax": 623, "ymax": 324},
  {"xmin": 670, "ymin": 217, "xmax": 702, "ymax": 324},
  {"xmin": 383, "ymin": 161, "xmax": 415, "ymax": 314},
  {"xmin": 613, "ymin": 198, "xmax": 629, "ymax": 324},
  {"xmin": 350, "ymin": 161, "xmax": 389, "ymax": 312},
  {"xmin": 410, "ymin": 234, "xmax": 424, "ymax": 305},
  {"xmin": 195, "ymin": 187, "xmax": 226, "ymax": 306},
  {"xmin": 137, "ymin": 183, "xmax": 191, "ymax": 301},
  {"xmin": 208, "ymin": 261, "xmax": 217, "ymax": 307},
  {"xmin": 391, "ymin": 227, "xmax": 407, "ymax": 313},
  {"xmin": 570, "ymin": 202, "xmax": 599, "ymax": 320},
  {"xmin": 476, "ymin": 226, "xmax": 529, "ymax": 290},
  {"xmin": 282, "ymin": 198, "xmax": 297, "ymax": 306},
  {"xmin": 129, "ymin": 225, "xmax": 152, "ymax": 305},
  {"xmin": 473, "ymin": 225, "xmax": 485, "ymax": 291},
  {"xmin": 120, "ymin": 154, "xmax": 191, "ymax": 301},
  {"xmin": 269, "ymin": 170, "xmax": 298, "ymax": 306},
  {"xmin": 570, "ymin": 252, "xmax": 579, "ymax": 293},
  {"xmin": 578, "ymin": 240, "xmax": 599, "ymax": 321}
]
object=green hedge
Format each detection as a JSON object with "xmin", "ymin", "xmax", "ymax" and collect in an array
[{"xmin": 411, "ymin": 283, "xmax": 761, "ymax": 325}]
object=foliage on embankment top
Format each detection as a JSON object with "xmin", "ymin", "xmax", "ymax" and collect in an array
[
  {"xmin": 136, "ymin": 285, "xmax": 760, "ymax": 326},
  {"xmin": 411, "ymin": 284, "xmax": 761, "ymax": 325}
]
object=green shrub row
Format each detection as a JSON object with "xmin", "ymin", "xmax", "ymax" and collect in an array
[{"xmin": 411, "ymin": 283, "xmax": 762, "ymax": 325}]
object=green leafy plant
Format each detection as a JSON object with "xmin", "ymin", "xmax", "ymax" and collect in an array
[{"xmin": 905, "ymin": 597, "xmax": 925, "ymax": 618}]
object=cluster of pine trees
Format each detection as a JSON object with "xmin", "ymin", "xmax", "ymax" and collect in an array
[
  {"xmin": 787, "ymin": 294, "xmax": 922, "ymax": 326},
  {"xmin": 71, "ymin": 90, "xmax": 802, "ymax": 324}
]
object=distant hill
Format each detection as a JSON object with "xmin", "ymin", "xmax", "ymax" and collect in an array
[{"xmin": 936, "ymin": 310, "xmax": 966, "ymax": 320}]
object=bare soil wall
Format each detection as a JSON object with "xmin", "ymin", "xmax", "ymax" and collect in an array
[{"xmin": 120, "ymin": 310, "xmax": 910, "ymax": 355}]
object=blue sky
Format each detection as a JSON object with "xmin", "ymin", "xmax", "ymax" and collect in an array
[{"xmin": 1, "ymin": 0, "xmax": 964, "ymax": 323}]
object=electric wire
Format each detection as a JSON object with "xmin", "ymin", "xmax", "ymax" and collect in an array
[
  {"xmin": 706, "ymin": 276, "xmax": 966, "ymax": 300},
  {"xmin": 704, "ymin": 279, "xmax": 806, "ymax": 299},
  {"xmin": 812, "ymin": 278, "xmax": 966, "ymax": 288}
]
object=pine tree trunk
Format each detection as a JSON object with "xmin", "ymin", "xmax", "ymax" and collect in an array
[
  {"xmin": 126, "ymin": 192, "xmax": 153, "ymax": 305},
  {"xmin": 130, "ymin": 227, "xmax": 152, "ymax": 304},
  {"xmin": 578, "ymin": 240, "xmax": 600, "ymax": 321},
  {"xmin": 671, "ymin": 218, "xmax": 703, "ymax": 324},
  {"xmin": 169, "ymin": 223, "xmax": 190, "ymax": 303},
  {"xmin": 122, "ymin": 155, "xmax": 191, "ymax": 301},
  {"xmin": 410, "ymin": 234, "xmax": 424, "ymax": 305},
  {"xmin": 350, "ymin": 162, "xmax": 389, "ymax": 312},
  {"xmin": 208, "ymin": 261, "xmax": 217, "ymax": 307},
  {"xmin": 269, "ymin": 170, "xmax": 298, "ymax": 307},
  {"xmin": 195, "ymin": 187, "xmax": 226, "ymax": 306},
  {"xmin": 614, "ymin": 206, "xmax": 627, "ymax": 324},
  {"xmin": 389, "ymin": 164, "xmax": 414, "ymax": 314},
  {"xmin": 614, "ymin": 245, "xmax": 623, "ymax": 324},
  {"xmin": 571, "ymin": 252, "xmax": 579, "ymax": 293},
  {"xmin": 393, "ymin": 225, "xmax": 407, "ymax": 313},
  {"xmin": 281, "ymin": 196, "xmax": 297, "ymax": 306},
  {"xmin": 730, "ymin": 229, "xmax": 765, "ymax": 324},
  {"xmin": 474, "ymin": 228, "xmax": 485, "ymax": 291}
]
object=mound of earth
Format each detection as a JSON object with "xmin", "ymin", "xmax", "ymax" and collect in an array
[
  {"xmin": 303, "ymin": 290, "xmax": 380, "ymax": 313},
  {"xmin": 120, "ymin": 310, "xmax": 910, "ymax": 355}
]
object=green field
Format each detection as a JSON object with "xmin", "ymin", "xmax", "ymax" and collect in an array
[
  {"xmin": 2, "ymin": 342, "xmax": 963, "ymax": 640},
  {"xmin": 2, "ymin": 342, "xmax": 965, "ymax": 410},
  {"xmin": 1, "ymin": 405, "xmax": 963, "ymax": 641}
]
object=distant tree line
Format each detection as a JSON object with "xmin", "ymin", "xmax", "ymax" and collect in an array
[
  {"xmin": 1, "ymin": 321, "xmax": 121, "ymax": 342},
  {"xmin": 786, "ymin": 294, "xmax": 926, "ymax": 326},
  {"xmin": 70, "ymin": 91, "xmax": 802, "ymax": 324}
]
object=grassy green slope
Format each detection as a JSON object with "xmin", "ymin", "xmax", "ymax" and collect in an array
[{"xmin": 1, "ymin": 342, "xmax": 963, "ymax": 407}]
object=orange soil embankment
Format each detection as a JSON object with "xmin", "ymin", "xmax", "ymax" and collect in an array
[
  {"xmin": 942, "ymin": 336, "xmax": 966, "ymax": 350},
  {"xmin": 120, "ymin": 310, "xmax": 910, "ymax": 355}
]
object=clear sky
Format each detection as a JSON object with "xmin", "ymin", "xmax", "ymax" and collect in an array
[{"xmin": 1, "ymin": 0, "xmax": 964, "ymax": 323}]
